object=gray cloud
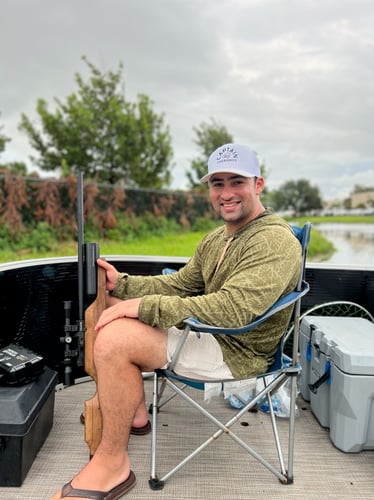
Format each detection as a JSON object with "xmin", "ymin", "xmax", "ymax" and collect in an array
[{"xmin": 1, "ymin": 0, "xmax": 374, "ymax": 200}]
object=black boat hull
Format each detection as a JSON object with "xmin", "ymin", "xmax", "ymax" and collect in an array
[{"xmin": 1, "ymin": 256, "xmax": 373, "ymax": 383}]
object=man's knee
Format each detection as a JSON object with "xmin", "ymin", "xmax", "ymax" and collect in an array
[
  {"xmin": 94, "ymin": 318, "xmax": 168, "ymax": 370},
  {"xmin": 93, "ymin": 319, "xmax": 132, "ymax": 360}
]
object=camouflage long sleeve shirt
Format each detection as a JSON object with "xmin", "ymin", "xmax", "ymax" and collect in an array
[{"xmin": 110, "ymin": 209, "xmax": 301, "ymax": 378}]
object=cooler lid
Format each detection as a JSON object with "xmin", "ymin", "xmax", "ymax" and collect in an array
[
  {"xmin": 304, "ymin": 316, "xmax": 360, "ymax": 356},
  {"xmin": 330, "ymin": 318, "xmax": 374, "ymax": 375},
  {"xmin": 302, "ymin": 316, "xmax": 374, "ymax": 373}
]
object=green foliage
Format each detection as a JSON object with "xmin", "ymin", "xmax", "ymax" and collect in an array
[
  {"xmin": 270, "ymin": 179, "xmax": 323, "ymax": 213},
  {"xmin": 18, "ymin": 222, "xmax": 56, "ymax": 252},
  {"xmin": 0, "ymin": 215, "xmax": 359, "ymax": 264},
  {"xmin": 103, "ymin": 213, "xmax": 180, "ymax": 242},
  {"xmin": 0, "ymin": 222, "xmax": 56, "ymax": 253},
  {"xmin": 0, "ymin": 161, "xmax": 28, "ymax": 175},
  {"xmin": 0, "ymin": 214, "xmax": 209, "ymax": 261},
  {"xmin": 307, "ymin": 227, "xmax": 335, "ymax": 261},
  {"xmin": 18, "ymin": 57, "xmax": 173, "ymax": 189},
  {"xmin": 352, "ymin": 184, "xmax": 374, "ymax": 194},
  {"xmin": 0, "ymin": 118, "xmax": 10, "ymax": 156},
  {"xmin": 190, "ymin": 216, "xmax": 221, "ymax": 232},
  {"xmin": 0, "ymin": 224, "xmax": 16, "ymax": 250}
]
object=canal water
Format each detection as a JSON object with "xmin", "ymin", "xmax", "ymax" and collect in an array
[{"xmin": 314, "ymin": 223, "xmax": 374, "ymax": 266}]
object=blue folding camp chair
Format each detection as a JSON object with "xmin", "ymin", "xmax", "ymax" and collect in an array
[{"xmin": 149, "ymin": 222, "xmax": 311, "ymax": 490}]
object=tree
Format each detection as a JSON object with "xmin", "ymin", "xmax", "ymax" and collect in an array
[
  {"xmin": 0, "ymin": 119, "xmax": 10, "ymax": 157},
  {"xmin": 352, "ymin": 184, "xmax": 374, "ymax": 194},
  {"xmin": 18, "ymin": 57, "xmax": 173, "ymax": 188},
  {"xmin": 270, "ymin": 179, "xmax": 323, "ymax": 213},
  {"xmin": 187, "ymin": 119, "xmax": 234, "ymax": 190},
  {"xmin": 0, "ymin": 161, "xmax": 28, "ymax": 176},
  {"xmin": 0, "ymin": 120, "xmax": 26, "ymax": 174}
]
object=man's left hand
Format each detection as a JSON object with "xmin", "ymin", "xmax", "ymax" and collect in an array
[{"xmin": 95, "ymin": 298, "xmax": 142, "ymax": 331}]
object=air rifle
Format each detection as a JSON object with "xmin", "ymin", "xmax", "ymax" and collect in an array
[
  {"xmin": 60, "ymin": 172, "xmax": 98, "ymax": 385},
  {"xmin": 59, "ymin": 171, "xmax": 104, "ymax": 456}
]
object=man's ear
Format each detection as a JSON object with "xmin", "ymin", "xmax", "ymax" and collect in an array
[{"xmin": 255, "ymin": 176, "xmax": 265, "ymax": 195}]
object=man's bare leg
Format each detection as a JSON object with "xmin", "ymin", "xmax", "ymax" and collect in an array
[
  {"xmin": 50, "ymin": 317, "xmax": 168, "ymax": 500},
  {"xmin": 131, "ymin": 390, "xmax": 149, "ymax": 428},
  {"xmin": 84, "ymin": 387, "xmax": 148, "ymax": 428}
]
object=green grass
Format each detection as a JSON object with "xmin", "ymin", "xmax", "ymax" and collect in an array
[
  {"xmin": 99, "ymin": 227, "xmax": 336, "ymax": 262},
  {"xmin": 100, "ymin": 232, "xmax": 204, "ymax": 258},
  {"xmin": 292, "ymin": 215, "xmax": 374, "ymax": 224},
  {"xmin": 307, "ymin": 228, "xmax": 335, "ymax": 261},
  {"xmin": 2, "ymin": 227, "xmax": 329, "ymax": 263},
  {"xmin": 0, "ymin": 231, "xmax": 207, "ymax": 263}
]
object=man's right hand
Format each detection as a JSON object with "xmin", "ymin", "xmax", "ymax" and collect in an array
[{"xmin": 96, "ymin": 258, "xmax": 120, "ymax": 292}]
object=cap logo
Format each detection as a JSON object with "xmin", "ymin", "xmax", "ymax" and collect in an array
[{"xmin": 216, "ymin": 146, "xmax": 238, "ymax": 164}]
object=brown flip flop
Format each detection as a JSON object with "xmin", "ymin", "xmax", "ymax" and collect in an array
[
  {"xmin": 60, "ymin": 470, "xmax": 136, "ymax": 499},
  {"xmin": 79, "ymin": 413, "xmax": 151, "ymax": 436},
  {"xmin": 129, "ymin": 419, "xmax": 152, "ymax": 436}
]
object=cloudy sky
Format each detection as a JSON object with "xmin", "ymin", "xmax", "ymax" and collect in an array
[{"xmin": 1, "ymin": 0, "xmax": 374, "ymax": 201}]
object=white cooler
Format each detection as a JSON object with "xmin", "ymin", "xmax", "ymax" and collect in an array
[{"xmin": 299, "ymin": 315, "xmax": 374, "ymax": 452}]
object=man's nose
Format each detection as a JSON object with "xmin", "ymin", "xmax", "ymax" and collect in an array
[{"xmin": 220, "ymin": 184, "xmax": 234, "ymax": 199}]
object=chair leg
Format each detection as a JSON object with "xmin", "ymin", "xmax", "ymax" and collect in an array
[
  {"xmin": 286, "ymin": 374, "xmax": 298, "ymax": 482},
  {"xmin": 157, "ymin": 380, "xmax": 188, "ymax": 411},
  {"xmin": 149, "ymin": 372, "xmax": 164, "ymax": 490},
  {"xmin": 266, "ymin": 390, "xmax": 287, "ymax": 475},
  {"xmin": 150, "ymin": 375, "xmax": 291, "ymax": 488}
]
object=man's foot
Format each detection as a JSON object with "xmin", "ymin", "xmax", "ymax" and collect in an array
[{"xmin": 51, "ymin": 470, "xmax": 136, "ymax": 499}]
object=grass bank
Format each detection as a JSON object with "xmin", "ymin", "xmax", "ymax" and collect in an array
[
  {"xmin": 1, "ymin": 215, "xmax": 372, "ymax": 264},
  {"xmin": 85, "ymin": 223, "xmax": 335, "ymax": 262},
  {"xmin": 293, "ymin": 215, "xmax": 374, "ymax": 224}
]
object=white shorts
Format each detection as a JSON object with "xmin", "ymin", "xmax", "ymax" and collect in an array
[{"xmin": 166, "ymin": 326, "xmax": 233, "ymax": 380}]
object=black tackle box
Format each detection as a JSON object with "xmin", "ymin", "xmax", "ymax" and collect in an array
[{"xmin": 0, "ymin": 366, "xmax": 58, "ymax": 486}]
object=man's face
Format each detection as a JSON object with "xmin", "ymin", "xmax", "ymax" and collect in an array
[{"xmin": 208, "ymin": 173, "xmax": 264, "ymax": 232}]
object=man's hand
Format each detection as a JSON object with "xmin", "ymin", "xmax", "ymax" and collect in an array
[
  {"xmin": 95, "ymin": 298, "xmax": 142, "ymax": 331},
  {"xmin": 97, "ymin": 258, "xmax": 120, "ymax": 291}
]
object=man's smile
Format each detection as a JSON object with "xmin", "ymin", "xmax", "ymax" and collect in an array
[{"xmin": 221, "ymin": 201, "xmax": 240, "ymax": 210}]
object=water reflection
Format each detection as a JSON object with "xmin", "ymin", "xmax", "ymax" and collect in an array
[{"xmin": 314, "ymin": 223, "xmax": 374, "ymax": 266}]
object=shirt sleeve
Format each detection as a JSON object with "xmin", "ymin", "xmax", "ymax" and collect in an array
[{"xmin": 110, "ymin": 250, "xmax": 206, "ymax": 301}]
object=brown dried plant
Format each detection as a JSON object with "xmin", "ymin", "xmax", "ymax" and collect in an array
[{"xmin": 0, "ymin": 171, "xmax": 29, "ymax": 234}]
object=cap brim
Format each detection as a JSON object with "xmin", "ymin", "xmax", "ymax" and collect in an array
[{"xmin": 200, "ymin": 168, "xmax": 258, "ymax": 183}]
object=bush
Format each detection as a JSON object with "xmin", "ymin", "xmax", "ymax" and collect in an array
[
  {"xmin": 17, "ymin": 222, "xmax": 56, "ymax": 252},
  {"xmin": 191, "ymin": 216, "xmax": 221, "ymax": 232}
]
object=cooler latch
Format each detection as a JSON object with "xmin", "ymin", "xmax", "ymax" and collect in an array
[{"xmin": 308, "ymin": 361, "xmax": 331, "ymax": 394}]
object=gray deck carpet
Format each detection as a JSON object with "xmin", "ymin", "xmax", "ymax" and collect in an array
[{"xmin": 1, "ymin": 378, "xmax": 373, "ymax": 500}]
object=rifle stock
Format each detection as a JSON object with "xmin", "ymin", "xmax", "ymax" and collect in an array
[{"xmin": 84, "ymin": 266, "xmax": 106, "ymax": 457}]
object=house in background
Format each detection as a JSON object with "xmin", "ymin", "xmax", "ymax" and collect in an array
[{"xmin": 350, "ymin": 190, "xmax": 374, "ymax": 209}]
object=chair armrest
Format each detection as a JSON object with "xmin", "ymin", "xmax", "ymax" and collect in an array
[{"xmin": 184, "ymin": 280, "xmax": 310, "ymax": 335}]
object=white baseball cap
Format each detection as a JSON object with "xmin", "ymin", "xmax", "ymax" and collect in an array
[{"xmin": 200, "ymin": 143, "xmax": 261, "ymax": 183}]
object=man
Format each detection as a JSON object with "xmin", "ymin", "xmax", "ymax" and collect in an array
[{"xmin": 52, "ymin": 143, "xmax": 301, "ymax": 499}]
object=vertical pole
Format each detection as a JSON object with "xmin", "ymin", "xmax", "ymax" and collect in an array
[
  {"xmin": 77, "ymin": 171, "xmax": 85, "ymax": 366},
  {"xmin": 77, "ymin": 171, "xmax": 84, "ymax": 322}
]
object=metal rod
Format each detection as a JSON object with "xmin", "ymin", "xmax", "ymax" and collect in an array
[{"xmin": 77, "ymin": 171, "xmax": 84, "ymax": 321}]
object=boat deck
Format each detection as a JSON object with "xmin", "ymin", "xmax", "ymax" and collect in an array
[{"xmin": 1, "ymin": 377, "xmax": 373, "ymax": 500}]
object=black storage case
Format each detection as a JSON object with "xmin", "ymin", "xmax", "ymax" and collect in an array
[{"xmin": 0, "ymin": 366, "xmax": 58, "ymax": 486}]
